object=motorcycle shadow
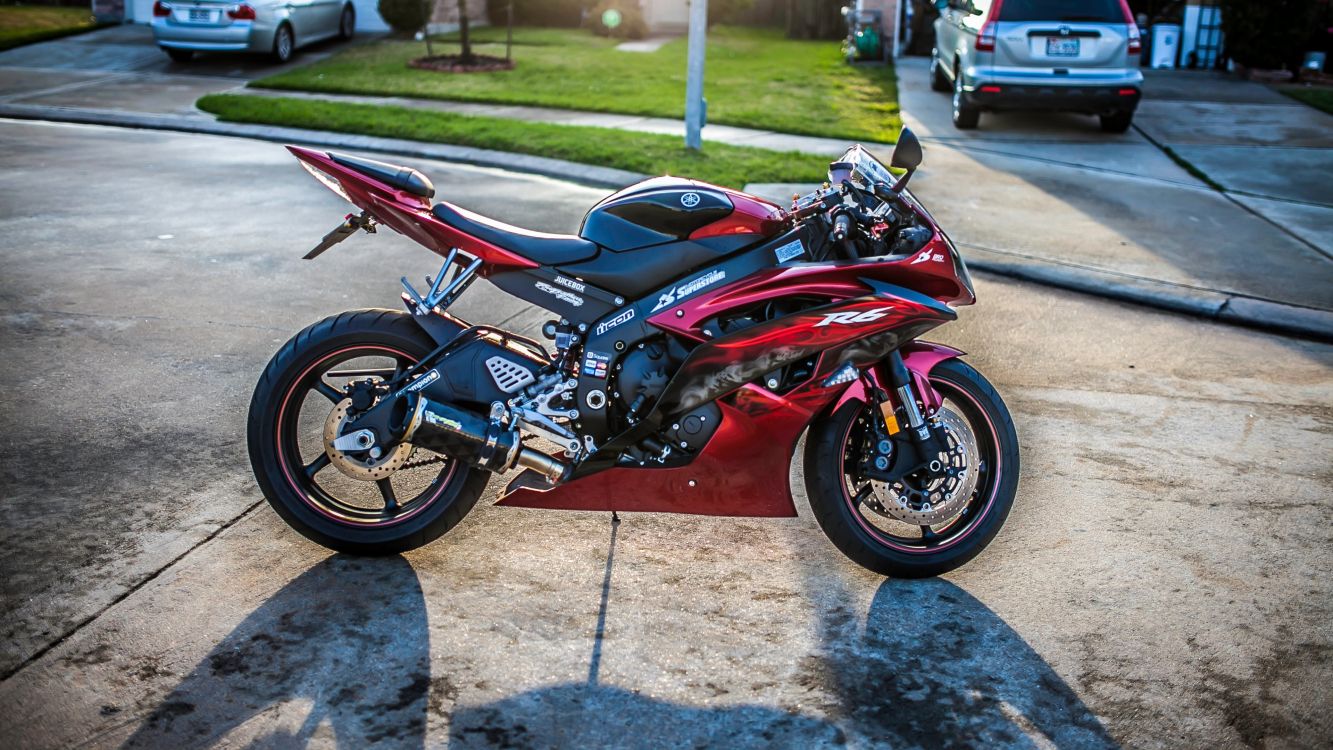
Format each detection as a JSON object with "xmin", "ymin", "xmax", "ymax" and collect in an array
[
  {"xmin": 445, "ymin": 577, "xmax": 1119, "ymax": 748},
  {"xmin": 120, "ymin": 554, "xmax": 432, "ymax": 749},
  {"xmin": 121, "ymin": 553, "xmax": 1117, "ymax": 748}
]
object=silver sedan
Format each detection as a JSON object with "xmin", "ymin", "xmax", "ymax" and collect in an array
[{"xmin": 151, "ymin": 0, "xmax": 355, "ymax": 63}]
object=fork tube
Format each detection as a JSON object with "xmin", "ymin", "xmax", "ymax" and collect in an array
[{"xmin": 886, "ymin": 351, "xmax": 930, "ymax": 442}]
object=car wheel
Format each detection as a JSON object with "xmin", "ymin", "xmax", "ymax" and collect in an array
[
  {"xmin": 952, "ymin": 65, "xmax": 980, "ymax": 129},
  {"xmin": 163, "ymin": 47, "xmax": 193, "ymax": 63},
  {"xmin": 272, "ymin": 23, "xmax": 294, "ymax": 63},
  {"xmin": 338, "ymin": 5, "xmax": 355, "ymax": 40},
  {"xmin": 1100, "ymin": 111, "xmax": 1134, "ymax": 133},
  {"xmin": 930, "ymin": 55, "xmax": 950, "ymax": 92}
]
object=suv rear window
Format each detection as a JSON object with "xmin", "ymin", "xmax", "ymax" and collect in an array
[{"xmin": 997, "ymin": 0, "xmax": 1125, "ymax": 23}]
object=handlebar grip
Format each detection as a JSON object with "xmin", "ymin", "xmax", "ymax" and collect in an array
[{"xmin": 832, "ymin": 213, "xmax": 852, "ymax": 242}]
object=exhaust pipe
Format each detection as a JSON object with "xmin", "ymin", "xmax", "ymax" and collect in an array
[{"xmin": 400, "ymin": 395, "xmax": 568, "ymax": 484}]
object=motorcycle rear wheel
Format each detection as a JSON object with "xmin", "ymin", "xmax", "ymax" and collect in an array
[
  {"xmin": 248, "ymin": 309, "xmax": 488, "ymax": 554},
  {"xmin": 804, "ymin": 359, "xmax": 1019, "ymax": 577}
]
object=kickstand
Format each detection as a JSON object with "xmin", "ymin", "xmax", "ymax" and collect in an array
[{"xmin": 611, "ymin": 510, "xmax": 620, "ymax": 524}]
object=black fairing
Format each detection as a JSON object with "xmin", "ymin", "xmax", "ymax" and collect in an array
[
  {"xmin": 580, "ymin": 177, "xmax": 734, "ymax": 251},
  {"xmin": 555, "ymin": 235, "xmax": 758, "ymax": 300}
]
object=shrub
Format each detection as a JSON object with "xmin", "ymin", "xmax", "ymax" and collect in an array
[
  {"xmin": 583, "ymin": 0, "xmax": 647, "ymax": 39},
  {"xmin": 378, "ymin": 0, "xmax": 431, "ymax": 36},
  {"xmin": 709, "ymin": 0, "xmax": 754, "ymax": 26},
  {"xmin": 1220, "ymin": 0, "xmax": 1320, "ymax": 71}
]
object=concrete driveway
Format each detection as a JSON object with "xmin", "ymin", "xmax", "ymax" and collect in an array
[
  {"xmin": 893, "ymin": 57, "xmax": 1333, "ymax": 312},
  {"xmin": 0, "ymin": 23, "xmax": 362, "ymax": 118},
  {"xmin": 0, "ymin": 120, "xmax": 1330, "ymax": 749}
]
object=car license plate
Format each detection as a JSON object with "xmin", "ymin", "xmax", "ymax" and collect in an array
[
  {"xmin": 189, "ymin": 7, "xmax": 212, "ymax": 22},
  {"xmin": 1046, "ymin": 37, "xmax": 1080, "ymax": 57}
]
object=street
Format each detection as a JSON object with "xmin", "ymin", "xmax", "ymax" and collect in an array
[{"xmin": 0, "ymin": 119, "xmax": 1329, "ymax": 748}]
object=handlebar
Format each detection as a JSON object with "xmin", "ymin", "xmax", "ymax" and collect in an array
[{"xmin": 831, "ymin": 212, "xmax": 852, "ymax": 242}]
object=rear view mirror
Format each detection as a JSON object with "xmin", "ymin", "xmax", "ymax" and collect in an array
[
  {"xmin": 934, "ymin": 0, "xmax": 948, "ymax": 9},
  {"xmin": 891, "ymin": 127, "xmax": 922, "ymax": 172}
]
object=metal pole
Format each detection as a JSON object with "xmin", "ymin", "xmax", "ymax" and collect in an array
[{"xmin": 684, "ymin": 0, "xmax": 708, "ymax": 151}]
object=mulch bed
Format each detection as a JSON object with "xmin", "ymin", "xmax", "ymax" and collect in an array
[{"xmin": 408, "ymin": 54, "xmax": 514, "ymax": 73}]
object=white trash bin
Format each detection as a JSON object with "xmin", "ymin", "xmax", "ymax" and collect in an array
[{"xmin": 1151, "ymin": 24, "xmax": 1181, "ymax": 69}]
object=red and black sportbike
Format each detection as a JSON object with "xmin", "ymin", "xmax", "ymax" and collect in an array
[{"xmin": 248, "ymin": 128, "xmax": 1019, "ymax": 577}]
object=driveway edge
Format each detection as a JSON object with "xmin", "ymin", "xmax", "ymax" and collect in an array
[
  {"xmin": 967, "ymin": 253, "xmax": 1333, "ymax": 343},
  {"xmin": 3, "ymin": 104, "xmax": 1327, "ymax": 342}
]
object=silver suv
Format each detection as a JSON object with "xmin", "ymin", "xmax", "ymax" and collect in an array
[{"xmin": 930, "ymin": 0, "xmax": 1144, "ymax": 132}]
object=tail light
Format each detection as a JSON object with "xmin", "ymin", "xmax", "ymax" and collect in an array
[
  {"xmin": 228, "ymin": 3, "xmax": 256, "ymax": 20},
  {"xmin": 152, "ymin": 1, "xmax": 170, "ymax": 17},
  {"xmin": 1126, "ymin": 23, "xmax": 1142, "ymax": 54},
  {"xmin": 975, "ymin": 20, "xmax": 997, "ymax": 52},
  {"xmin": 1117, "ymin": 0, "xmax": 1141, "ymax": 54},
  {"xmin": 974, "ymin": 0, "xmax": 1002, "ymax": 52}
]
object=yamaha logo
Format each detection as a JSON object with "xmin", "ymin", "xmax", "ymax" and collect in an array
[{"xmin": 680, "ymin": 192, "xmax": 701, "ymax": 208}]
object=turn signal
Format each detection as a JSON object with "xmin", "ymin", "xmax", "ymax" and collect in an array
[
  {"xmin": 1127, "ymin": 24, "xmax": 1142, "ymax": 54},
  {"xmin": 152, "ymin": 1, "xmax": 170, "ymax": 17},
  {"xmin": 228, "ymin": 3, "xmax": 257, "ymax": 19}
]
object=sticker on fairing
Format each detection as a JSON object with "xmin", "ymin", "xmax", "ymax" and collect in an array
[
  {"xmin": 651, "ymin": 269, "xmax": 726, "ymax": 312},
  {"xmin": 582, "ymin": 351, "xmax": 611, "ymax": 379},
  {"xmin": 536, "ymin": 281, "xmax": 584, "ymax": 307},
  {"xmin": 774, "ymin": 239, "xmax": 805, "ymax": 263}
]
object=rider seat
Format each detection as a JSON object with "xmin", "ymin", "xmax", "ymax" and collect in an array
[{"xmin": 431, "ymin": 202, "xmax": 599, "ymax": 266}]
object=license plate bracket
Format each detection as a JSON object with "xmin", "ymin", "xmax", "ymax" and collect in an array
[{"xmin": 1046, "ymin": 37, "xmax": 1080, "ymax": 57}]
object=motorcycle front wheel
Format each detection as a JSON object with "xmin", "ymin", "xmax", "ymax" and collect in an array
[
  {"xmin": 804, "ymin": 358, "xmax": 1019, "ymax": 577},
  {"xmin": 247, "ymin": 309, "xmax": 488, "ymax": 554}
]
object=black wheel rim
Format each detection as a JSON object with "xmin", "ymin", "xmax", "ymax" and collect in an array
[
  {"xmin": 275, "ymin": 345, "xmax": 458, "ymax": 527},
  {"xmin": 838, "ymin": 377, "xmax": 1002, "ymax": 554}
]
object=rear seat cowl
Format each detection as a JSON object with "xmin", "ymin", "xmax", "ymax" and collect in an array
[{"xmin": 329, "ymin": 152, "xmax": 435, "ymax": 199}]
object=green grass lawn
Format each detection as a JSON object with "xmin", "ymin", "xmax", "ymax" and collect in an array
[
  {"xmin": 197, "ymin": 93, "xmax": 830, "ymax": 188},
  {"xmin": 1278, "ymin": 86, "xmax": 1333, "ymax": 116},
  {"xmin": 251, "ymin": 26, "xmax": 901, "ymax": 143},
  {"xmin": 0, "ymin": 5, "xmax": 101, "ymax": 51}
]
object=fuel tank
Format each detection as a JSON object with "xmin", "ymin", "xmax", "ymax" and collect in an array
[{"xmin": 580, "ymin": 177, "xmax": 786, "ymax": 252}]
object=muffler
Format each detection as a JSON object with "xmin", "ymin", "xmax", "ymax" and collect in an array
[{"xmin": 400, "ymin": 395, "xmax": 568, "ymax": 483}]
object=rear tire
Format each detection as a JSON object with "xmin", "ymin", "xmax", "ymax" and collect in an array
[
  {"xmin": 930, "ymin": 55, "xmax": 951, "ymax": 92},
  {"xmin": 248, "ymin": 309, "xmax": 488, "ymax": 555},
  {"xmin": 163, "ymin": 48, "xmax": 193, "ymax": 63},
  {"xmin": 952, "ymin": 65, "xmax": 980, "ymax": 129},
  {"xmin": 271, "ymin": 23, "xmax": 294, "ymax": 63},
  {"xmin": 1100, "ymin": 110, "xmax": 1134, "ymax": 133},
  {"xmin": 804, "ymin": 359, "xmax": 1019, "ymax": 577}
]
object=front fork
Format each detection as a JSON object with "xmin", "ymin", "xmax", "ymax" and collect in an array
[{"xmin": 859, "ymin": 350, "xmax": 952, "ymax": 484}]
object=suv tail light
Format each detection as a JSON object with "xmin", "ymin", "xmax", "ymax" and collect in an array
[
  {"xmin": 152, "ymin": 1, "xmax": 170, "ymax": 17},
  {"xmin": 975, "ymin": 21, "xmax": 997, "ymax": 51},
  {"xmin": 1117, "ymin": 0, "xmax": 1141, "ymax": 54},
  {"xmin": 974, "ymin": 0, "xmax": 1002, "ymax": 52},
  {"xmin": 228, "ymin": 3, "xmax": 256, "ymax": 19}
]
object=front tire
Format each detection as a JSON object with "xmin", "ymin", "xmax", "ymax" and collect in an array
[
  {"xmin": 930, "ymin": 55, "xmax": 951, "ymax": 92},
  {"xmin": 248, "ymin": 309, "xmax": 488, "ymax": 555},
  {"xmin": 804, "ymin": 359, "xmax": 1019, "ymax": 577}
]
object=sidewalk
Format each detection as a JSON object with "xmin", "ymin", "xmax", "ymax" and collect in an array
[{"xmin": 0, "ymin": 27, "xmax": 1329, "ymax": 338}]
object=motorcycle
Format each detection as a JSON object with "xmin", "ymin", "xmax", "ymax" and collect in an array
[{"xmin": 247, "ymin": 127, "xmax": 1019, "ymax": 577}]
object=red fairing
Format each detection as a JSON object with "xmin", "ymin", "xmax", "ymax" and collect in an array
[
  {"xmin": 499, "ymin": 388, "xmax": 808, "ymax": 516},
  {"xmin": 689, "ymin": 187, "xmax": 787, "ymax": 241},
  {"xmin": 287, "ymin": 146, "xmax": 537, "ymax": 274}
]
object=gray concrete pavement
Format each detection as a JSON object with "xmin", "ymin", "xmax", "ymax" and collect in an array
[
  {"xmin": 1, "ymin": 120, "xmax": 1331, "ymax": 749},
  {"xmin": 0, "ymin": 22, "xmax": 364, "ymax": 117}
]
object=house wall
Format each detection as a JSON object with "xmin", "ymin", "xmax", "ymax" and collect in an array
[{"xmin": 641, "ymin": 0, "xmax": 689, "ymax": 34}]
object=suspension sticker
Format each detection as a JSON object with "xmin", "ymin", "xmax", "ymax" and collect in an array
[
  {"xmin": 582, "ymin": 351, "xmax": 611, "ymax": 379},
  {"xmin": 535, "ymin": 281, "xmax": 584, "ymax": 307}
]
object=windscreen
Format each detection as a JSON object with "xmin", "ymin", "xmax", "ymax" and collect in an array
[
  {"xmin": 828, "ymin": 145, "xmax": 895, "ymax": 190},
  {"xmin": 997, "ymin": 0, "xmax": 1126, "ymax": 23}
]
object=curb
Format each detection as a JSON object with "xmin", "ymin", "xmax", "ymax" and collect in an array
[
  {"xmin": 3, "ymin": 104, "xmax": 1329, "ymax": 343},
  {"xmin": 0, "ymin": 103, "xmax": 647, "ymax": 190},
  {"xmin": 963, "ymin": 249, "xmax": 1333, "ymax": 343}
]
